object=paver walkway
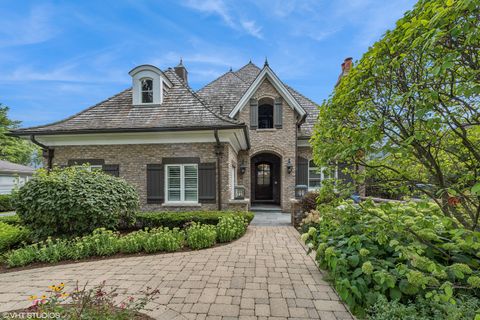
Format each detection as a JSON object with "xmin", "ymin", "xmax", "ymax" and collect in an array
[{"xmin": 0, "ymin": 227, "xmax": 353, "ymax": 320}]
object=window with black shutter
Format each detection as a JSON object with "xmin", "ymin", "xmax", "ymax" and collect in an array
[
  {"xmin": 198, "ymin": 163, "xmax": 216, "ymax": 203},
  {"xmin": 147, "ymin": 164, "xmax": 164, "ymax": 204},
  {"xmin": 102, "ymin": 164, "xmax": 119, "ymax": 177}
]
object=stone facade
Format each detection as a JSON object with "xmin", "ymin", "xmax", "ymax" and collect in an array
[
  {"xmin": 50, "ymin": 78, "xmax": 314, "ymax": 213},
  {"xmin": 52, "ymin": 143, "xmax": 237, "ymax": 211},
  {"xmin": 236, "ymin": 78, "xmax": 299, "ymax": 211}
]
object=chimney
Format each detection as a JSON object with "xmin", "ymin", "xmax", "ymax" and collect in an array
[
  {"xmin": 174, "ymin": 58, "xmax": 188, "ymax": 84},
  {"xmin": 343, "ymin": 57, "xmax": 353, "ymax": 76},
  {"xmin": 335, "ymin": 57, "xmax": 353, "ymax": 87}
]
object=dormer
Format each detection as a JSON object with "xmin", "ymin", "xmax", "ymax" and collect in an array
[{"xmin": 128, "ymin": 65, "xmax": 172, "ymax": 105}]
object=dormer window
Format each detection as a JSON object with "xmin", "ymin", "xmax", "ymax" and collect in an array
[
  {"xmin": 141, "ymin": 78, "xmax": 153, "ymax": 103},
  {"xmin": 129, "ymin": 65, "xmax": 172, "ymax": 106}
]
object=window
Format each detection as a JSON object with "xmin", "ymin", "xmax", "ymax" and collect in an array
[
  {"xmin": 308, "ymin": 160, "xmax": 337, "ymax": 190},
  {"xmin": 257, "ymin": 163, "xmax": 271, "ymax": 186},
  {"xmin": 141, "ymin": 78, "xmax": 153, "ymax": 103},
  {"xmin": 258, "ymin": 104, "xmax": 273, "ymax": 129},
  {"xmin": 166, "ymin": 164, "xmax": 198, "ymax": 203}
]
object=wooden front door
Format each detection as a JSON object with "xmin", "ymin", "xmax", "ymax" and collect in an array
[
  {"xmin": 251, "ymin": 153, "xmax": 281, "ymax": 204},
  {"xmin": 255, "ymin": 162, "xmax": 273, "ymax": 200}
]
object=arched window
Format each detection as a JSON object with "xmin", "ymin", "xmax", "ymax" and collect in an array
[
  {"xmin": 141, "ymin": 78, "xmax": 153, "ymax": 103},
  {"xmin": 258, "ymin": 98, "xmax": 274, "ymax": 129}
]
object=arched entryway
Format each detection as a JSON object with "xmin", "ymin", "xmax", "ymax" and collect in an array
[{"xmin": 251, "ymin": 153, "xmax": 281, "ymax": 204}]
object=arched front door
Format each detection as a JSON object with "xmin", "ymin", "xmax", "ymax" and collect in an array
[{"xmin": 251, "ymin": 153, "xmax": 281, "ymax": 204}]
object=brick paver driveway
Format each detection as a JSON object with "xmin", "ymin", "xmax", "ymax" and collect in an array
[{"xmin": 0, "ymin": 226, "xmax": 352, "ymax": 319}]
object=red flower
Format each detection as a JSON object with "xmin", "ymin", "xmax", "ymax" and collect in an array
[{"xmin": 448, "ymin": 196, "xmax": 460, "ymax": 206}]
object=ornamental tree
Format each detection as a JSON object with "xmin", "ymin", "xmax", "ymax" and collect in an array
[{"xmin": 312, "ymin": 0, "xmax": 480, "ymax": 230}]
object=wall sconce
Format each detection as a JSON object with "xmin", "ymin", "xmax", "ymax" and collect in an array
[
  {"xmin": 286, "ymin": 158, "xmax": 293, "ymax": 174},
  {"xmin": 239, "ymin": 161, "xmax": 247, "ymax": 174}
]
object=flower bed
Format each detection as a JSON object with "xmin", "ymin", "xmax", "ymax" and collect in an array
[
  {"xmin": 4, "ymin": 281, "xmax": 157, "ymax": 319},
  {"xmin": 1, "ymin": 214, "xmax": 249, "ymax": 269},
  {"xmin": 301, "ymin": 200, "xmax": 480, "ymax": 318}
]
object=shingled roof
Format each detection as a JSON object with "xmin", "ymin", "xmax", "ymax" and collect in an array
[
  {"xmin": 12, "ymin": 69, "xmax": 242, "ymax": 136},
  {"xmin": 197, "ymin": 62, "xmax": 319, "ymax": 137}
]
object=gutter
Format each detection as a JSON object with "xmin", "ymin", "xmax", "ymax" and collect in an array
[
  {"xmin": 9, "ymin": 125, "xmax": 248, "ymax": 137},
  {"xmin": 30, "ymin": 135, "xmax": 54, "ymax": 170},
  {"xmin": 214, "ymin": 129, "xmax": 223, "ymax": 211}
]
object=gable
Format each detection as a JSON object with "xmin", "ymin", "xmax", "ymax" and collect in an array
[{"xmin": 228, "ymin": 65, "xmax": 307, "ymax": 120}]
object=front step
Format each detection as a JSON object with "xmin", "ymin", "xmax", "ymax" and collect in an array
[{"xmin": 250, "ymin": 205, "xmax": 282, "ymax": 212}]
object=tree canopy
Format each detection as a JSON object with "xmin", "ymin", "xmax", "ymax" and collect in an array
[
  {"xmin": 0, "ymin": 104, "xmax": 40, "ymax": 166},
  {"xmin": 312, "ymin": 0, "xmax": 480, "ymax": 230}
]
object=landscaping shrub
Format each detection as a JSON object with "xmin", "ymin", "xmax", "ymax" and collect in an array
[
  {"xmin": 0, "ymin": 194, "xmax": 14, "ymax": 212},
  {"xmin": 3, "ymin": 227, "xmax": 187, "ymax": 268},
  {"xmin": 216, "ymin": 214, "xmax": 246, "ymax": 243},
  {"xmin": 299, "ymin": 191, "xmax": 319, "ymax": 214},
  {"xmin": 136, "ymin": 211, "xmax": 254, "ymax": 229},
  {"xmin": 186, "ymin": 223, "xmax": 217, "ymax": 250},
  {"xmin": 368, "ymin": 295, "xmax": 480, "ymax": 320},
  {"xmin": 0, "ymin": 214, "xmax": 22, "ymax": 226},
  {"xmin": 301, "ymin": 200, "xmax": 480, "ymax": 318},
  {"xmin": 0, "ymin": 222, "xmax": 30, "ymax": 252},
  {"xmin": 15, "ymin": 166, "xmax": 139, "ymax": 238}
]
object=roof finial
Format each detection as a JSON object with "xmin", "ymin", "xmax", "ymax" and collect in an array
[
  {"xmin": 249, "ymin": 58, "xmax": 252, "ymax": 64},
  {"xmin": 264, "ymin": 57, "xmax": 269, "ymax": 67},
  {"xmin": 229, "ymin": 66, "xmax": 232, "ymax": 72},
  {"xmin": 177, "ymin": 57, "xmax": 184, "ymax": 67}
]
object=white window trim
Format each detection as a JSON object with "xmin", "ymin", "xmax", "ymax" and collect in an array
[
  {"xmin": 308, "ymin": 160, "xmax": 338, "ymax": 191},
  {"xmin": 164, "ymin": 164, "xmax": 198, "ymax": 204}
]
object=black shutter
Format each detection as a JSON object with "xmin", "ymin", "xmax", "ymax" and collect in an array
[
  {"xmin": 274, "ymin": 97, "xmax": 283, "ymax": 128},
  {"xmin": 198, "ymin": 163, "xmax": 216, "ymax": 203},
  {"xmin": 296, "ymin": 157, "xmax": 309, "ymax": 186},
  {"xmin": 250, "ymin": 98, "xmax": 258, "ymax": 129},
  {"xmin": 102, "ymin": 164, "xmax": 119, "ymax": 177},
  {"xmin": 147, "ymin": 164, "xmax": 164, "ymax": 204}
]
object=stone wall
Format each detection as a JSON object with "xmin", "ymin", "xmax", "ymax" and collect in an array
[{"xmin": 51, "ymin": 143, "xmax": 233, "ymax": 211}]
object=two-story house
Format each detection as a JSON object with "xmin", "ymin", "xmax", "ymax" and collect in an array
[{"xmin": 11, "ymin": 59, "xmax": 347, "ymax": 212}]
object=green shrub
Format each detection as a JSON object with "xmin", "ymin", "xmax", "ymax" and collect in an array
[
  {"xmin": 186, "ymin": 223, "xmax": 217, "ymax": 250},
  {"xmin": 301, "ymin": 201, "xmax": 480, "ymax": 317},
  {"xmin": 368, "ymin": 295, "xmax": 480, "ymax": 320},
  {"xmin": 3, "ymin": 227, "xmax": 186, "ymax": 268},
  {"xmin": 136, "ymin": 211, "xmax": 254, "ymax": 229},
  {"xmin": 142, "ymin": 227, "xmax": 185, "ymax": 253},
  {"xmin": 0, "ymin": 214, "xmax": 22, "ymax": 226},
  {"xmin": 216, "ymin": 215, "xmax": 246, "ymax": 243},
  {"xmin": 0, "ymin": 222, "xmax": 30, "ymax": 252},
  {"xmin": 0, "ymin": 194, "xmax": 14, "ymax": 212},
  {"xmin": 15, "ymin": 166, "xmax": 139, "ymax": 238}
]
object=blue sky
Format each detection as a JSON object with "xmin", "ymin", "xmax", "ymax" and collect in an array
[{"xmin": 0, "ymin": 0, "xmax": 416, "ymax": 127}]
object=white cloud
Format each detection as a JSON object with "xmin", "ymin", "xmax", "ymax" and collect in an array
[
  {"xmin": 240, "ymin": 20, "xmax": 263, "ymax": 39},
  {"xmin": 0, "ymin": 5, "xmax": 57, "ymax": 47},
  {"xmin": 181, "ymin": 0, "xmax": 263, "ymax": 39}
]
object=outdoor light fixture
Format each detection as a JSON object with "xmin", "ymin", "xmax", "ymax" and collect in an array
[
  {"xmin": 239, "ymin": 161, "xmax": 247, "ymax": 174},
  {"xmin": 286, "ymin": 158, "xmax": 293, "ymax": 174}
]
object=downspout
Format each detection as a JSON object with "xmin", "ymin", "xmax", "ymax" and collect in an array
[
  {"xmin": 214, "ymin": 129, "xmax": 223, "ymax": 210},
  {"xmin": 30, "ymin": 135, "xmax": 54, "ymax": 170}
]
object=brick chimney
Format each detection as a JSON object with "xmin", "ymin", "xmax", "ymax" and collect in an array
[
  {"xmin": 174, "ymin": 58, "xmax": 188, "ymax": 84},
  {"xmin": 335, "ymin": 57, "xmax": 353, "ymax": 87}
]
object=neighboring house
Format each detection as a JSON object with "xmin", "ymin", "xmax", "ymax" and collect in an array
[
  {"xmin": 11, "ymin": 59, "xmax": 349, "ymax": 211},
  {"xmin": 0, "ymin": 160, "xmax": 35, "ymax": 194}
]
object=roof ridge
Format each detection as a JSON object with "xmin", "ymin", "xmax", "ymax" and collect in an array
[
  {"xmin": 197, "ymin": 70, "xmax": 239, "ymax": 93},
  {"xmin": 165, "ymin": 69, "xmax": 242, "ymax": 126},
  {"xmin": 12, "ymin": 88, "xmax": 131, "ymax": 133}
]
